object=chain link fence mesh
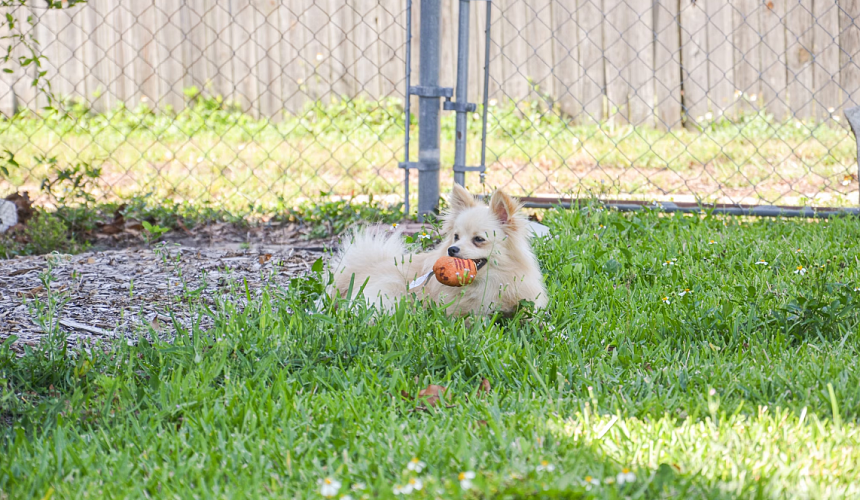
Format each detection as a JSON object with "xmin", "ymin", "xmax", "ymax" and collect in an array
[{"xmin": 0, "ymin": 0, "xmax": 859, "ymax": 212}]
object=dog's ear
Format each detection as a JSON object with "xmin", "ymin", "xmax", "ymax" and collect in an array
[
  {"xmin": 489, "ymin": 189, "xmax": 519, "ymax": 225},
  {"xmin": 448, "ymin": 183, "xmax": 477, "ymax": 213}
]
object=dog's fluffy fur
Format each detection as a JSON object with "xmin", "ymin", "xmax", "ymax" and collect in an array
[{"xmin": 328, "ymin": 185, "xmax": 548, "ymax": 315}]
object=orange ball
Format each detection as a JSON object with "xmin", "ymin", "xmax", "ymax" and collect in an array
[{"xmin": 433, "ymin": 257, "xmax": 479, "ymax": 287}]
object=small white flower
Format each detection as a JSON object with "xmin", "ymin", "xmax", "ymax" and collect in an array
[
  {"xmin": 393, "ymin": 484, "xmax": 410, "ymax": 495},
  {"xmin": 406, "ymin": 458, "xmax": 426, "ymax": 473},
  {"xmin": 795, "ymin": 248, "xmax": 803, "ymax": 253},
  {"xmin": 340, "ymin": 496, "xmax": 353, "ymax": 500},
  {"xmin": 616, "ymin": 468, "xmax": 636, "ymax": 485},
  {"xmin": 459, "ymin": 471, "xmax": 476, "ymax": 490},
  {"xmin": 755, "ymin": 260, "xmax": 768, "ymax": 266},
  {"xmin": 583, "ymin": 475, "xmax": 600, "ymax": 490},
  {"xmin": 417, "ymin": 232, "xmax": 431, "ymax": 240},
  {"xmin": 407, "ymin": 477, "xmax": 423, "ymax": 491},
  {"xmin": 661, "ymin": 296, "xmax": 671, "ymax": 304},
  {"xmin": 794, "ymin": 265, "xmax": 806, "ymax": 275},
  {"xmin": 196, "ymin": 156, "xmax": 204, "ymax": 163},
  {"xmin": 238, "ymin": 143, "xmax": 246, "ymax": 151},
  {"xmin": 678, "ymin": 288, "xmax": 692, "ymax": 297},
  {"xmin": 351, "ymin": 483, "xmax": 366, "ymax": 491},
  {"xmin": 536, "ymin": 460, "xmax": 556, "ymax": 473},
  {"xmin": 662, "ymin": 259, "xmax": 676, "ymax": 267},
  {"xmin": 489, "ymin": 98, "xmax": 498, "ymax": 107},
  {"xmin": 854, "ymin": 287, "xmax": 860, "ymax": 292},
  {"xmin": 749, "ymin": 94, "xmax": 758, "ymax": 102},
  {"xmin": 709, "ymin": 388, "xmax": 717, "ymax": 396},
  {"xmin": 319, "ymin": 478, "xmax": 342, "ymax": 498},
  {"xmin": 834, "ymin": 115, "xmax": 841, "ymax": 122},
  {"xmin": 829, "ymin": 107, "xmax": 836, "ymax": 113},
  {"xmin": 708, "ymin": 239, "xmax": 716, "ymax": 245},
  {"xmin": 316, "ymin": 52, "xmax": 324, "ymax": 61},
  {"xmin": 705, "ymin": 112, "xmax": 713, "ymax": 120}
]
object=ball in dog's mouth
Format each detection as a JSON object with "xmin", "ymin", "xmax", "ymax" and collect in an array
[{"xmin": 433, "ymin": 257, "xmax": 488, "ymax": 287}]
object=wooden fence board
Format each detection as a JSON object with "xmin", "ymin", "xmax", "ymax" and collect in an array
[
  {"xmin": 680, "ymin": 0, "xmax": 708, "ymax": 126},
  {"xmin": 839, "ymin": 0, "xmax": 860, "ymax": 109},
  {"xmin": 552, "ymin": 0, "xmax": 581, "ymax": 119},
  {"xmin": 706, "ymin": 0, "xmax": 735, "ymax": 117},
  {"xmin": 577, "ymin": 0, "xmax": 604, "ymax": 122},
  {"xmin": 786, "ymin": 0, "xmax": 814, "ymax": 118},
  {"xmin": 733, "ymin": 0, "xmax": 761, "ymax": 115},
  {"xmin": 759, "ymin": 0, "xmax": 787, "ymax": 120},
  {"xmin": 626, "ymin": 0, "xmax": 653, "ymax": 127},
  {"xmin": 813, "ymin": 0, "xmax": 840, "ymax": 121},
  {"xmin": 654, "ymin": 0, "xmax": 680, "ymax": 129}
]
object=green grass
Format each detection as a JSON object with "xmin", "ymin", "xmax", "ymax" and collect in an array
[
  {"xmin": 0, "ymin": 94, "xmax": 857, "ymax": 209},
  {"xmin": 3, "ymin": 206, "xmax": 860, "ymax": 498}
]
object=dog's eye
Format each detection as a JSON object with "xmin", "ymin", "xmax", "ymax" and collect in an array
[
  {"xmin": 473, "ymin": 236, "xmax": 485, "ymax": 243},
  {"xmin": 454, "ymin": 234, "xmax": 459, "ymax": 241}
]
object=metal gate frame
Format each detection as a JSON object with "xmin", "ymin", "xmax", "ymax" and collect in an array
[{"xmin": 401, "ymin": 0, "xmax": 860, "ymax": 220}]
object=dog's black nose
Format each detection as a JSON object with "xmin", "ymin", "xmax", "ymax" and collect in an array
[{"xmin": 447, "ymin": 246, "xmax": 460, "ymax": 257}]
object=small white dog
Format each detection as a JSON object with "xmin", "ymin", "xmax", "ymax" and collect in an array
[{"xmin": 328, "ymin": 185, "xmax": 548, "ymax": 315}]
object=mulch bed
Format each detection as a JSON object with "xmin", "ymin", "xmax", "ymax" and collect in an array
[
  {"xmin": 0, "ymin": 220, "xmax": 430, "ymax": 355},
  {"xmin": 0, "ymin": 241, "xmax": 330, "ymax": 355}
]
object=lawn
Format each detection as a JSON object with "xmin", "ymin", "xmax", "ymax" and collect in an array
[
  {"xmin": 0, "ymin": 95, "xmax": 857, "ymax": 210},
  {"xmin": 2, "ymin": 205, "xmax": 860, "ymax": 499}
]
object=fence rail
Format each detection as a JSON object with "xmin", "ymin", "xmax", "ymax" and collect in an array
[{"xmin": 1, "ymin": 0, "xmax": 859, "ymax": 211}]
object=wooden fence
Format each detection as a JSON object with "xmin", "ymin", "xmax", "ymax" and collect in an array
[{"xmin": 1, "ymin": 0, "xmax": 859, "ymax": 128}]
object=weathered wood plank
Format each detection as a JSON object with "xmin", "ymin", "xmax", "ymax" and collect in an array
[
  {"xmin": 577, "ymin": 0, "xmax": 604, "ymax": 122},
  {"xmin": 278, "ymin": 0, "xmax": 306, "ymax": 114},
  {"xmin": 759, "ymin": 0, "xmax": 787, "ymax": 120},
  {"xmin": 201, "ymin": 0, "xmax": 228, "ymax": 103},
  {"xmin": 327, "ymin": 0, "xmax": 353, "ymax": 99},
  {"xmin": 377, "ymin": 0, "xmax": 404, "ymax": 99},
  {"xmin": 654, "ymin": 0, "xmax": 680, "ymax": 129},
  {"xmin": 154, "ymin": 0, "xmax": 185, "ymax": 110},
  {"xmin": 813, "ymin": 0, "xmax": 840, "ymax": 121},
  {"xmin": 603, "ymin": 0, "xmax": 629, "ymax": 125},
  {"xmin": 706, "ymin": 0, "xmax": 735, "ymax": 118},
  {"xmin": 129, "ymin": 1, "xmax": 157, "ymax": 107},
  {"xmin": 499, "ymin": 0, "xmax": 530, "ymax": 103},
  {"xmin": 525, "ymin": 0, "xmax": 555, "ymax": 103},
  {"xmin": 111, "ymin": 2, "xmax": 136, "ymax": 106},
  {"xmin": 733, "ymin": 0, "xmax": 761, "ymax": 115},
  {"xmin": 80, "ymin": 3, "xmax": 103, "ymax": 110},
  {"xmin": 89, "ymin": 0, "xmax": 117, "ymax": 111},
  {"xmin": 0, "ymin": 6, "xmax": 16, "ymax": 116},
  {"xmin": 680, "ymin": 0, "xmax": 708, "ymax": 126},
  {"xmin": 254, "ymin": 0, "xmax": 282, "ymax": 117},
  {"xmin": 626, "ymin": 0, "xmax": 653, "ymax": 127},
  {"xmin": 785, "ymin": 0, "xmax": 814, "ymax": 119},
  {"xmin": 230, "ymin": 0, "xmax": 259, "ymax": 114},
  {"xmin": 839, "ymin": 0, "xmax": 860, "ymax": 109},
  {"xmin": 552, "ymin": 0, "xmax": 581, "ymax": 119}
]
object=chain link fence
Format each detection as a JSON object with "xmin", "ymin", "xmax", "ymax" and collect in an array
[{"xmin": 0, "ymin": 0, "xmax": 859, "ymax": 213}]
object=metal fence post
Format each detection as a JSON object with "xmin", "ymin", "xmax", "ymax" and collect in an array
[
  {"xmin": 446, "ymin": 0, "xmax": 489, "ymax": 189},
  {"xmin": 452, "ymin": 0, "xmax": 471, "ymax": 187},
  {"xmin": 416, "ymin": 0, "xmax": 442, "ymax": 220},
  {"xmin": 845, "ymin": 106, "xmax": 860, "ymax": 210}
]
